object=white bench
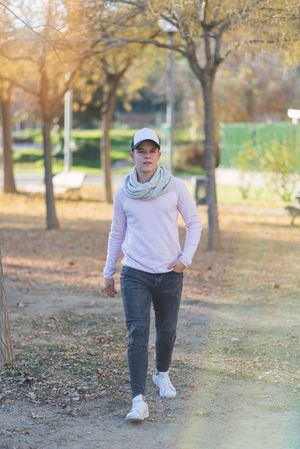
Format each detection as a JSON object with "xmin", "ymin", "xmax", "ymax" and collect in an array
[{"xmin": 24, "ymin": 171, "xmax": 86, "ymax": 194}]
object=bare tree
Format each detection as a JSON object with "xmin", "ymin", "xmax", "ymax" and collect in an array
[
  {"xmin": 0, "ymin": 6, "xmax": 18, "ymax": 194},
  {"xmin": 87, "ymin": 3, "xmax": 156, "ymax": 202},
  {"xmin": 0, "ymin": 85, "xmax": 17, "ymax": 194},
  {"xmin": 0, "ymin": 246, "xmax": 14, "ymax": 367},
  {"xmin": 111, "ymin": 0, "xmax": 299, "ymax": 250},
  {"xmin": 0, "ymin": 0, "xmax": 92, "ymax": 228},
  {"xmin": 101, "ymin": 66, "xmax": 130, "ymax": 202}
]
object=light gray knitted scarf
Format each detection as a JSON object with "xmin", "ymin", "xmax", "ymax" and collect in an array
[{"xmin": 123, "ymin": 165, "xmax": 173, "ymax": 200}]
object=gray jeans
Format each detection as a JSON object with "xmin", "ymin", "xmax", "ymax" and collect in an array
[{"xmin": 120, "ymin": 266, "xmax": 183, "ymax": 398}]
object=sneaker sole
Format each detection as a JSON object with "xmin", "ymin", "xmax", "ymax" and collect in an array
[{"xmin": 125, "ymin": 411, "xmax": 149, "ymax": 422}]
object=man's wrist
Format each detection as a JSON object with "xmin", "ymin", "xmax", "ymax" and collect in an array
[{"xmin": 178, "ymin": 256, "xmax": 189, "ymax": 267}]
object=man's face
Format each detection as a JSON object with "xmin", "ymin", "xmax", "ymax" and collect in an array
[{"xmin": 131, "ymin": 140, "xmax": 161, "ymax": 176}]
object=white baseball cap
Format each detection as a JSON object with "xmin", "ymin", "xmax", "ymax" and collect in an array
[{"xmin": 131, "ymin": 128, "xmax": 160, "ymax": 150}]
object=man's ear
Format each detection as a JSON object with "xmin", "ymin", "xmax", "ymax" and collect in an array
[{"xmin": 130, "ymin": 151, "xmax": 134, "ymax": 161}]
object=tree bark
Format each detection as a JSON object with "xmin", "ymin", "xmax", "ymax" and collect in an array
[
  {"xmin": 201, "ymin": 76, "xmax": 221, "ymax": 250},
  {"xmin": 42, "ymin": 117, "xmax": 59, "ymax": 230},
  {"xmin": 39, "ymin": 61, "xmax": 59, "ymax": 230},
  {"xmin": 184, "ymin": 23, "xmax": 222, "ymax": 250},
  {"xmin": 101, "ymin": 75, "xmax": 120, "ymax": 204},
  {"xmin": 0, "ymin": 247, "xmax": 15, "ymax": 367},
  {"xmin": 1, "ymin": 96, "xmax": 17, "ymax": 194}
]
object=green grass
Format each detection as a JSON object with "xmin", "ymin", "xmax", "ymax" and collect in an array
[
  {"xmin": 14, "ymin": 129, "xmax": 294, "ymax": 204},
  {"xmin": 12, "ymin": 128, "xmax": 134, "ymax": 173},
  {"xmin": 12, "ymin": 126, "xmax": 202, "ymax": 175},
  {"xmin": 217, "ymin": 183, "xmax": 287, "ymax": 207},
  {"xmin": 13, "ymin": 147, "xmax": 130, "ymax": 174},
  {"xmin": 14, "ymin": 162, "xmax": 102, "ymax": 175},
  {"xmin": 13, "ymin": 127, "xmax": 198, "ymax": 142}
]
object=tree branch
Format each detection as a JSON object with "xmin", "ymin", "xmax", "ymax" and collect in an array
[
  {"xmin": 92, "ymin": 37, "xmax": 188, "ymax": 56},
  {"xmin": 0, "ymin": 1, "xmax": 65, "ymax": 55},
  {"xmin": 1, "ymin": 76, "xmax": 38, "ymax": 96},
  {"xmin": 212, "ymin": 0, "xmax": 223, "ymax": 22},
  {"xmin": 0, "ymin": 48, "xmax": 38, "ymax": 65}
]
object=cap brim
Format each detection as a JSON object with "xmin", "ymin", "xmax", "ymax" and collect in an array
[{"xmin": 133, "ymin": 139, "xmax": 160, "ymax": 150}]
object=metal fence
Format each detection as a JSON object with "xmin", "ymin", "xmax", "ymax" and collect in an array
[{"xmin": 220, "ymin": 122, "xmax": 300, "ymax": 171}]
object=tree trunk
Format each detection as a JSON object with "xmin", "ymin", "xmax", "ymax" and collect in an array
[
  {"xmin": 42, "ymin": 117, "xmax": 59, "ymax": 229},
  {"xmin": 201, "ymin": 76, "xmax": 221, "ymax": 250},
  {"xmin": 1, "ymin": 97, "xmax": 17, "ymax": 194},
  {"xmin": 0, "ymin": 247, "xmax": 14, "ymax": 367},
  {"xmin": 101, "ymin": 76, "xmax": 120, "ymax": 204}
]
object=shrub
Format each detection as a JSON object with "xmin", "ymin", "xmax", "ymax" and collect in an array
[
  {"xmin": 234, "ymin": 139, "xmax": 300, "ymax": 202},
  {"xmin": 234, "ymin": 141, "xmax": 262, "ymax": 199},
  {"xmin": 73, "ymin": 138, "xmax": 101, "ymax": 167},
  {"xmin": 260, "ymin": 140, "xmax": 300, "ymax": 202}
]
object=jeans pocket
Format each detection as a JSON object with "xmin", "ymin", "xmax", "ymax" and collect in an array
[{"xmin": 121, "ymin": 265, "xmax": 132, "ymax": 279}]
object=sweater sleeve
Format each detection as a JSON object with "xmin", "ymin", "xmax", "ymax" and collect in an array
[
  {"xmin": 103, "ymin": 188, "xmax": 127, "ymax": 278},
  {"xmin": 176, "ymin": 179, "xmax": 201, "ymax": 267}
]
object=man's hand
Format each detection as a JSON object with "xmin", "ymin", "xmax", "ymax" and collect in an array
[
  {"xmin": 167, "ymin": 260, "xmax": 186, "ymax": 273},
  {"xmin": 104, "ymin": 277, "xmax": 117, "ymax": 297}
]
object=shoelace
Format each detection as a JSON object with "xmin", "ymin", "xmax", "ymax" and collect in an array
[
  {"xmin": 159, "ymin": 374, "xmax": 175, "ymax": 393},
  {"xmin": 130, "ymin": 400, "xmax": 146, "ymax": 417},
  {"xmin": 132, "ymin": 406, "xmax": 143, "ymax": 417}
]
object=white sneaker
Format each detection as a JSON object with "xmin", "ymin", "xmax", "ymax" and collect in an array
[
  {"xmin": 125, "ymin": 395, "xmax": 149, "ymax": 422},
  {"xmin": 152, "ymin": 371, "xmax": 177, "ymax": 399}
]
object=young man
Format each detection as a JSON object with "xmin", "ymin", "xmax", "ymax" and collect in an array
[{"xmin": 103, "ymin": 128, "xmax": 201, "ymax": 422}]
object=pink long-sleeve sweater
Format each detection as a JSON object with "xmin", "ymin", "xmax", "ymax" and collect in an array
[{"xmin": 103, "ymin": 177, "xmax": 201, "ymax": 278}]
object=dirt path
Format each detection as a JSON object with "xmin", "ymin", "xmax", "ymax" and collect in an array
[
  {"xmin": 1, "ymin": 289, "xmax": 299, "ymax": 449},
  {"xmin": 1, "ymin": 196, "xmax": 299, "ymax": 449}
]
